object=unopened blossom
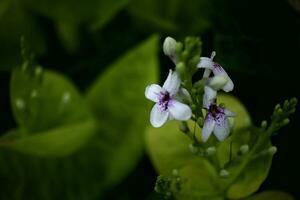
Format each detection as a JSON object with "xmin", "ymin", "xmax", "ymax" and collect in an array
[
  {"xmin": 197, "ymin": 51, "xmax": 234, "ymax": 92},
  {"xmin": 202, "ymin": 104, "xmax": 235, "ymax": 142},
  {"xmin": 145, "ymin": 70, "xmax": 192, "ymax": 128}
]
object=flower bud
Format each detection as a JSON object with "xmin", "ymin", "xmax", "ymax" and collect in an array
[
  {"xmin": 206, "ymin": 146, "xmax": 216, "ymax": 156},
  {"xmin": 219, "ymin": 169, "xmax": 230, "ymax": 178},
  {"xmin": 163, "ymin": 37, "xmax": 177, "ymax": 57},
  {"xmin": 208, "ymin": 75, "xmax": 228, "ymax": 90},
  {"xmin": 261, "ymin": 120, "xmax": 267, "ymax": 129},
  {"xmin": 268, "ymin": 146, "xmax": 277, "ymax": 155},
  {"xmin": 239, "ymin": 144, "xmax": 249, "ymax": 155},
  {"xmin": 189, "ymin": 143, "xmax": 198, "ymax": 154},
  {"xmin": 176, "ymin": 62, "xmax": 185, "ymax": 79}
]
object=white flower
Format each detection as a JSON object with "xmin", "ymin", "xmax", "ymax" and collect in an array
[
  {"xmin": 197, "ymin": 51, "xmax": 234, "ymax": 92},
  {"xmin": 145, "ymin": 70, "xmax": 192, "ymax": 127},
  {"xmin": 202, "ymin": 104, "xmax": 235, "ymax": 142}
]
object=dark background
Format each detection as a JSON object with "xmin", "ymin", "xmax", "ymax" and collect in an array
[{"xmin": 0, "ymin": 0, "xmax": 299, "ymax": 199}]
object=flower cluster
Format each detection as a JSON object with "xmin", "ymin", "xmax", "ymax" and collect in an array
[{"xmin": 145, "ymin": 37, "xmax": 236, "ymax": 142}]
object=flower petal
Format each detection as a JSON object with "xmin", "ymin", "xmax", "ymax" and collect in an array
[
  {"xmin": 197, "ymin": 57, "xmax": 214, "ymax": 69},
  {"xmin": 145, "ymin": 84, "xmax": 163, "ymax": 102},
  {"xmin": 202, "ymin": 115, "xmax": 215, "ymax": 142},
  {"xmin": 224, "ymin": 109, "xmax": 235, "ymax": 117},
  {"xmin": 214, "ymin": 117, "xmax": 230, "ymax": 141},
  {"xmin": 163, "ymin": 70, "xmax": 181, "ymax": 95},
  {"xmin": 168, "ymin": 100, "xmax": 192, "ymax": 121},
  {"xmin": 211, "ymin": 64, "xmax": 234, "ymax": 92},
  {"xmin": 203, "ymin": 86, "xmax": 217, "ymax": 109},
  {"xmin": 150, "ymin": 103, "xmax": 169, "ymax": 128},
  {"xmin": 223, "ymin": 76, "xmax": 234, "ymax": 92}
]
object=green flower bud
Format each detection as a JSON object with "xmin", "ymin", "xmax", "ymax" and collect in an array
[
  {"xmin": 163, "ymin": 37, "xmax": 177, "ymax": 57},
  {"xmin": 282, "ymin": 118, "xmax": 290, "ymax": 126},
  {"xmin": 176, "ymin": 62, "xmax": 185, "ymax": 79},
  {"xmin": 219, "ymin": 169, "xmax": 230, "ymax": 178},
  {"xmin": 206, "ymin": 146, "xmax": 216, "ymax": 156},
  {"xmin": 239, "ymin": 144, "xmax": 249, "ymax": 154},
  {"xmin": 189, "ymin": 143, "xmax": 198, "ymax": 154},
  {"xmin": 268, "ymin": 146, "xmax": 277, "ymax": 155},
  {"xmin": 261, "ymin": 120, "xmax": 268, "ymax": 129}
]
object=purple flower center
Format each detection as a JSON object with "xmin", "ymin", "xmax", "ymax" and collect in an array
[
  {"xmin": 208, "ymin": 104, "xmax": 225, "ymax": 121},
  {"xmin": 159, "ymin": 91, "xmax": 171, "ymax": 110}
]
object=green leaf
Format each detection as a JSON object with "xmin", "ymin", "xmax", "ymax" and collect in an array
[
  {"xmin": 244, "ymin": 191, "xmax": 295, "ymax": 200},
  {"xmin": 0, "ymin": 120, "xmax": 96, "ymax": 157},
  {"xmin": 10, "ymin": 68, "xmax": 93, "ymax": 132},
  {"xmin": 2, "ymin": 63, "xmax": 96, "ymax": 156},
  {"xmin": 85, "ymin": 35, "xmax": 159, "ymax": 187},
  {"xmin": 0, "ymin": 35, "xmax": 159, "ymax": 200}
]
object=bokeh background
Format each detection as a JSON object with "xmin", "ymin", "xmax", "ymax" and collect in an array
[{"xmin": 0, "ymin": 0, "xmax": 299, "ymax": 199}]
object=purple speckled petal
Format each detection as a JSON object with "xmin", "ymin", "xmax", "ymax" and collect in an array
[
  {"xmin": 145, "ymin": 84, "xmax": 163, "ymax": 102},
  {"xmin": 150, "ymin": 103, "xmax": 169, "ymax": 128},
  {"xmin": 213, "ymin": 116, "xmax": 230, "ymax": 141},
  {"xmin": 202, "ymin": 115, "xmax": 215, "ymax": 142}
]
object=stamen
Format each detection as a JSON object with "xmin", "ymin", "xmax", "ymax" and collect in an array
[{"xmin": 210, "ymin": 51, "xmax": 216, "ymax": 60}]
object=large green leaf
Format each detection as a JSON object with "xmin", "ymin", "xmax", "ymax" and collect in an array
[
  {"xmin": 10, "ymin": 68, "xmax": 92, "ymax": 132},
  {"xmin": 85, "ymin": 35, "xmax": 159, "ymax": 187},
  {"xmin": 0, "ymin": 35, "xmax": 159, "ymax": 199},
  {"xmin": 244, "ymin": 191, "xmax": 295, "ymax": 200},
  {"xmin": 0, "ymin": 62, "xmax": 96, "ymax": 157},
  {"xmin": 146, "ymin": 94, "xmax": 274, "ymax": 199},
  {"xmin": 0, "ymin": 120, "xmax": 96, "ymax": 157}
]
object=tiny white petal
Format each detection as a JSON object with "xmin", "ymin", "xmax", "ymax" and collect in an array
[
  {"xmin": 168, "ymin": 100, "xmax": 192, "ymax": 121},
  {"xmin": 223, "ymin": 76, "xmax": 234, "ymax": 92},
  {"xmin": 202, "ymin": 117, "xmax": 215, "ymax": 142},
  {"xmin": 224, "ymin": 109, "xmax": 235, "ymax": 117},
  {"xmin": 163, "ymin": 70, "xmax": 181, "ymax": 95},
  {"xmin": 150, "ymin": 104, "xmax": 169, "ymax": 128},
  {"xmin": 145, "ymin": 84, "xmax": 163, "ymax": 102},
  {"xmin": 203, "ymin": 86, "xmax": 217, "ymax": 109},
  {"xmin": 176, "ymin": 88, "xmax": 192, "ymax": 103},
  {"xmin": 197, "ymin": 57, "xmax": 214, "ymax": 69},
  {"xmin": 214, "ymin": 118, "xmax": 230, "ymax": 141}
]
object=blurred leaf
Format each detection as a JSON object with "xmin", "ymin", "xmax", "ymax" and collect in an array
[
  {"xmin": 0, "ymin": 35, "xmax": 159, "ymax": 199},
  {"xmin": 127, "ymin": 0, "xmax": 212, "ymax": 35},
  {"xmin": 0, "ymin": 1, "xmax": 45, "ymax": 71},
  {"xmin": 244, "ymin": 191, "xmax": 295, "ymax": 200},
  {"xmin": 146, "ymin": 94, "xmax": 274, "ymax": 199},
  {"xmin": 10, "ymin": 68, "xmax": 93, "ymax": 132},
  {"xmin": 23, "ymin": 0, "xmax": 130, "ymax": 51},
  {"xmin": 0, "ymin": 120, "xmax": 96, "ymax": 157},
  {"xmin": 215, "ymin": 96, "xmax": 273, "ymax": 199},
  {"xmin": 86, "ymin": 35, "xmax": 159, "ymax": 187}
]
